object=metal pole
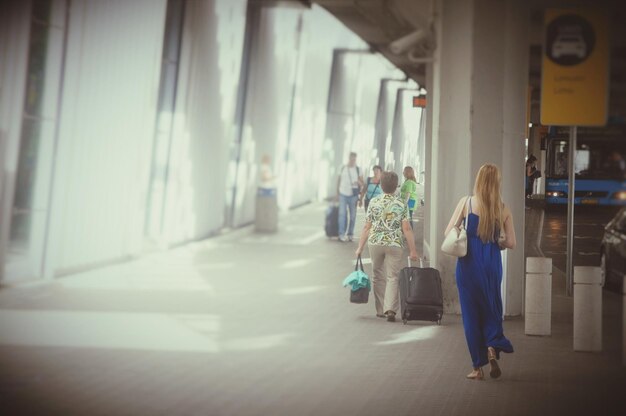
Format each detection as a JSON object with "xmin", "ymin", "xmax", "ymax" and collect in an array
[{"xmin": 566, "ymin": 126, "xmax": 577, "ymax": 296}]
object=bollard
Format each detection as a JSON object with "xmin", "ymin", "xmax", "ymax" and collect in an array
[
  {"xmin": 623, "ymin": 276, "xmax": 626, "ymax": 366},
  {"xmin": 525, "ymin": 257, "xmax": 552, "ymax": 336},
  {"xmin": 573, "ymin": 266, "xmax": 602, "ymax": 352},
  {"xmin": 255, "ymin": 188, "xmax": 278, "ymax": 233}
]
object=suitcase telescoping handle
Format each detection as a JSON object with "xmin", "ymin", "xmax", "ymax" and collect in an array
[{"xmin": 408, "ymin": 257, "xmax": 424, "ymax": 268}]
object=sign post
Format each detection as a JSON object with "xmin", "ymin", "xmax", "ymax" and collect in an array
[
  {"xmin": 540, "ymin": 9, "xmax": 609, "ymax": 296},
  {"xmin": 566, "ymin": 126, "xmax": 577, "ymax": 296}
]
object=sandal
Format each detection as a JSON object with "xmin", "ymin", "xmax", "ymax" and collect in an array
[
  {"xmin": 488, "ymin": 347, "xmax": 501, "ymax": 379},
  {"xmin": 466, "ymin": 368, "xmax": 484, "ymax": 380}
]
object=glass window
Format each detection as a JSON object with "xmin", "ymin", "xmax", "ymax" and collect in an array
[
  {"xmin": 24, "ymin": 21, "xmax": 49, "ymax": 117},
  {"xmin": 31, "ymin": 0, "xmax": 51, "ymax": 23},
  {"xmin": 6, "ymin": 0, "xmax": 65, "ymax": 281},
  {"xmin": 13, "ymin": 119, "xmax": 42, "ymax": 212},
  {"xmin": 144, "ymin": 0, "xmax": 185, "ymax": 239},
  {"xmin": 550, "ymin": 141, "xmax": 568, "ymax": 177},
  {"xmin": 574, "ymin": 149, "xmax": 589, "ymax": 176}
]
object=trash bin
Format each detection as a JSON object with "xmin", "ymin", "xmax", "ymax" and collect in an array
[
  {"xmin": 525, "ymin": 257, "xmax": 552, "ymax": 336},
  {"xmin": 255, "ymin": 188, "xmax": 278, "ymax": 233},
  {"xmin": 573, "ymin": 266, "xmax": 603, "ymax": 352}
]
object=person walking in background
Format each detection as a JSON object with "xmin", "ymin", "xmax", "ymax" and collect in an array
[
  {"xmin": 525, "ymin": 154, "xmax": 538, "ymax": 198},
  {"xmin": 355, "ymin": 171, "xmax": 419, "ymax": 322},
  {"xmin": 359, "ymin": 165, "xmax": 383, "ymax": 212},
  {"xmin": 400, "ymin": 166, "xmax": 418, "ymax": 226},
  {"xmin": 258, "ymin": 154, "xmax": 277, "ymax": 195},
  {"xmin": 444, "ymin": 163, "xmax": 516, "ymax": 380},
  {"xmin": 336, "ymin": 152, "xmax": 363, "ymax": 242}
]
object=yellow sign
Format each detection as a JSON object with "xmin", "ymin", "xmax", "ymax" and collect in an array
[{"xmin": 540, "ymin": 9, "xmax": 609, "ymax": 126}]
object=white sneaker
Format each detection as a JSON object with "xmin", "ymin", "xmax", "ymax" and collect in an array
[{"xmin": 338, "ymin": 236, "xmax": 348, "ymax": 242}]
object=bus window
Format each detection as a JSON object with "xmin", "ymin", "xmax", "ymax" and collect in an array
[
  {"xmin": 550, "ymin": 140, "xmax": 568, "ymax": 177},
  {"xmin": 605, "ymin": 151, "xmax": 626, "ymax": 180},
  {"xmin": 575, "ymin": 149, "xmax": 590, "ymax": 176},
  {"xmin": 548, "ymin": 139, "xmax": 626, "ymax": 180}
]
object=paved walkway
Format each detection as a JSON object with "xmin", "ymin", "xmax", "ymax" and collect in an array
[{"xmin": 0, "ymin": 202, "xmax": 624, "ymax": 415}]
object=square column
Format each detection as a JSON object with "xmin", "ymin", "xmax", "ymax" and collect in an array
[{"xmin": 426, "ymin": 0, "xmax": 528, "ymax": 315}]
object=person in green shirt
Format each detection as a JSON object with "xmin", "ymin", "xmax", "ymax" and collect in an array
[{"xmin": 400, "ymin": 166, "xmax": 418, "ymax": 227}]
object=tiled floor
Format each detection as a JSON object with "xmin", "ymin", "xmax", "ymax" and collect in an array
[{"xmin": 0, "ymin": 202, "xmax": 624, "ymax": 416}]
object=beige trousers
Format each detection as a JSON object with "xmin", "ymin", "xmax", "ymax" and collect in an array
[{"xmin": 368, "ymin": 244, "xmax": 404, "ymax": 315}]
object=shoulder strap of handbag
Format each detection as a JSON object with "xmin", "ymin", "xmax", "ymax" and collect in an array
[
  {"xmin": 366, "ymin": 178, "xmax": 379, "ymax": 200},
  {"xmin": 454, "ymin": 196, "xmax": 470, "ymax": 229},
  {"xmin": 344, "ymin": 165, "xmax": 360, "ymax": 186},
  {"xmin": 355, "ymin": 255, "xmax": 364, "ymax": 271}
]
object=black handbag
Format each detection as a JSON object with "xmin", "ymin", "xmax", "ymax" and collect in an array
[
  {"xmin": 349, "ymin": 256, "xmax": 369, "ymax": 304},
  {"xmin": 350, "ymin": 287, "xmax": 369, "ymax": 304}
]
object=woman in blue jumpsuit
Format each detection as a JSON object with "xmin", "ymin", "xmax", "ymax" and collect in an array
[{"xmin": 445, "ymin": 164, "xmax": 517, "ymax": 380}]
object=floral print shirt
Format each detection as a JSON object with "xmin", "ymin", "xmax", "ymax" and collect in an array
[{"xmin": 365, "ymin": 193, "xmax": 408, "ymax": 247}]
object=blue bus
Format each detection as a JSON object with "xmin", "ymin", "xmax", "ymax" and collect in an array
[{"xmin": 544, "ymin": 126, "xmax": 626, "ymax": 206}]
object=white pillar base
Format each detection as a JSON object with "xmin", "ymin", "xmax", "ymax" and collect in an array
[
  {"xmin": 525, "ymin": 273, "xmax": 551, "ymax": 336},
  {"xmin": 573, "ymin": 267, "xmax": 603, "ymax": 352}
]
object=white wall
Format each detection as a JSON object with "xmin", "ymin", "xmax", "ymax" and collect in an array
[
  {"xmin": 288, "ymin": 6, "xmax": 376, "ymax": 208},
  {"xmin": 232, "ymin": 5, "xmax": 375, "ymax": 225},
  {"xmin": 45, "ymin": 0, "xmax": 167, "ymax": 275},
  {"xmin": 233, "ymin": 5, "xmax": 304, "ymax": 226},
  {"xmin": 161, "ymin": 0, "xmax": 247, "ymax": 244}
]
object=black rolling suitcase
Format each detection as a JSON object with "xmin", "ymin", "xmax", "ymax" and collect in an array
[
  {"xmin": 399, "ymin": 259, "xmax": 443, "ymax": 325},
  {"xmin": 325, "ymin": 203, "xmax": 339, "ymax": 238}
]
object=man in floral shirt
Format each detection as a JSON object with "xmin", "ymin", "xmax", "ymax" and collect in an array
[{"xmin": 355, "ymin": 171, "xmax": 419, "ymax": 322}]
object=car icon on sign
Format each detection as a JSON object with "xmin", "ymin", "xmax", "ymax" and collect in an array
[{"xmin": 552, "ymin": 33, "xmax": 587, "ymax": 58}]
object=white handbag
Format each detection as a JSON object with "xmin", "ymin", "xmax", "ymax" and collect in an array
[{"xmin": 441, "ymin": 197, "xmax": 469, "ymax": 257}]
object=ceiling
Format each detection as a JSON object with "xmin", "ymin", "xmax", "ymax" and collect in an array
[
  {"xmin": 312, "ymin": 0, "xmax": 626, "ymax": 119},
  {"xmin": 312, "ymin": 0, "xmax": 435, "ymax": 86},
  {"xmin": 252, "ymin": 0, "xmax": 625, "ymax": 119}
]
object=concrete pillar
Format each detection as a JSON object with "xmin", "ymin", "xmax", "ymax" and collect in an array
[
  {"xmin": 622, "ymin": 276, "xmax": 625, "ymax": 366},
  {"xmin": 416, "ymin": 100, "xmax": 427, "ymax": 184},
  {"xmin": 428, "ymin": 0, "xmax": 473, "ymax": 313},
  {"xmin": 389, "ymin": 88, "xmax": 406, "ymax": 176},
  {"xmin": 525, "ymin": 257, "xmax": 552, "ymax": 335},
  {"xmin": 323, "ymin": 50, "xmax": 362, "ymax": 199},
  {"xmin": 373, "ymin": 79, "xmax": 405, "ymax": 170},
  {"xmin": 423, "ymin": 62, "xmax": 435, "ymax": 264},
  {"xmin": 500, "ymin": 0, "xmax": 529, "ymax": 316},
  {"xmin": 426, "ymin": 0, "xmax": 528, "ymax": 315},
  {"xmin": 573, "ymin": 266, "xmax": 603, "ymax": 352}
]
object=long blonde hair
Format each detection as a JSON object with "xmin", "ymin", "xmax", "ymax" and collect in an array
[{"xmin": 473, "ymin": 164, "xmax": 503, "ymax": 243}]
